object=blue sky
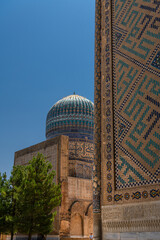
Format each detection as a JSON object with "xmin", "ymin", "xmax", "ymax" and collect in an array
[{"xmin": 0, "ymin": 0, "xmax": 95, "ymax": 176}]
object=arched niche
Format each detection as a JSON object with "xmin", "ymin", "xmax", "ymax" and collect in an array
[{"xmin": 70, "ymin": 213, "xmax": 83, "ymax": 236}]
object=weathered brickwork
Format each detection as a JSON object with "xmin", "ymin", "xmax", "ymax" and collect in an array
[
  {"xmin": 69, "ymin": 139, "xmax": 94, "ymax": 179},
  {"xmin": 14, "ymin": 138, "xmax": 58, "ymax": 184},
  {"xmin": 69, "ymin": 200, "xmax": 93, "ymax": 237},
  {"xmin": 68, "ymin": 177, "xmax": 93, "ymax": 200}
]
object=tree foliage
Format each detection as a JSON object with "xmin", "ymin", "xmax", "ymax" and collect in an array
[
  {"xmin": 0, "ymin": 153, "xmax": 61, "ymax": 240},
  {"xmin": 0, "ymin": 172, "xmax": 9, "ymax": 234},
  {"xmin": 0, "ymin": 165, "xmax": 25, "ymax": 240}
]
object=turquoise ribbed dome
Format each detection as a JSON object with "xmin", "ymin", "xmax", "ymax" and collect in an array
[{"xmin": 46, "ymin": 95, "xmax": 94, "ymax": 140}]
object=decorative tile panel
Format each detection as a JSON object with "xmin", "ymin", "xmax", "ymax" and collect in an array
[
  {"xmin": 93, "ymin": 0, "xmax": 102, "ymax": 213},
  {"xmin": 112, "ymin": 0, "xmax": 160, "ymax": 189},
  {"xmin": 69, "ymin": 139, "xmax": 94, "ymax": 179},
  {"xmin": 94, "ymin": 0, "xmax": 160, "ymax": 206}
]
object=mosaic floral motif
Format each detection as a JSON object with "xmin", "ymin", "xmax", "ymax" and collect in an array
[
  {"xmin": 106, "ymin": 89, "xmax": 110, "ymax": 97},
  {"xmin": 106, "ymin": 74, "xmax": 110, "ymax": 82},
  {"xmin": 142, "ymin": 191, "xmax": 148, "ymax": 199},
  {"xmin": 150, "ymin": 189, "xmax": 160, "ymax": 198},
  {"xmin": 106, "ymin": 161, "xmax": 112, "ymax": 171},
  {"xmin": 107, "ymin": 173, "xmax": 112, "ymax": 180},
  {"xmin": 106, "ymin": 143, "xmax": 111, "ymax": 153},
  {"xmin": 104, "ymin": 0, "xmax": 113, "ymax": 203},
  {"xmin": 107, "ymin": 195, "xmax": 112, "ymax": 202},
  {"xmin": 107, "ymin": 183, "xmax": 112, "ymax": 193},
  {"xmin": 106, "ymin": 108, "xmax": 111, "ymax": 117},
  {"xmin": 114, "ymin": 194, "xmax": 123, "ymax": 202},
  {"xmin": 124, "ymin": 192, "xmax": 130, "ymax": 200},
  {"xmin": 106, "ymin": 124, "xmax": 111, "ymax": 133},
  {"xmin": 132, "ymin": 191, "xmax": 141, "ymax": 200}
]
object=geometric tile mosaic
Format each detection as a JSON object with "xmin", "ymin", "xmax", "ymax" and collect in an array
[
  {"xmin": 151, "ymin": 51, "xmax": 160, "ymax": 70},
  {"xmin": 112, "ymin": 0, "xmax": 160, "ymax": 189}
]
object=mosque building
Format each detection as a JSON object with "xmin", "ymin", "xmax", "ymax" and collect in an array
[
  {"xmin": 14, "ymin": 1, "xmax": 160, "ymax": 240},
  {"xmin": 14, "ymin": 94, "xmax": 94, "ymax": 239}
]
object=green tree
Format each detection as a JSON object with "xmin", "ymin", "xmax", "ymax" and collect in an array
[
  {"xmin": 10, "ymin": 165, "xmax": 26, "ymax": 240},
  {"xmin": 0, "ymin": 166, "xmax": 25, "ymax": 240},
  {"xmin": 0, "ymin": 172, "xmax": 9, "ymax": 234},
  {"xmin": 17, "ymin": 153, "xmax": 61, "ymax": 240}
]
